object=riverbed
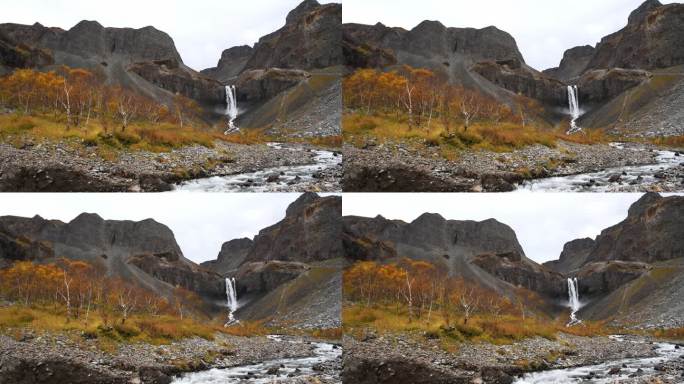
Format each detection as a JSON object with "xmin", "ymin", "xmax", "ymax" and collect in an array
[
  {"xmin": 517, "ymin": 143, "xmax": 684, "ymax": 192},
  {"xmin": 515, "ymin": 335, "xmax": 684, "ymax": 383},
  {"xmin": 174, "ymin": 143, "xmax": 341, "ymax": 192},
  {"xmin": 172, "ymin": 335, "xmax": 341, "ymax": 384}
]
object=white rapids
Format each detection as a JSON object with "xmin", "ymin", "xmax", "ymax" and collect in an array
[
  {"xmin": 566, "ymin": 85, "xmax": 582, "ymax": 135},
  {"xmin": 516, "ymin": 143, "xmax": 684, "ymax": 192},
  {"xmin": 171, "ymin": 336, "xmax": 341, "ymax": 384},
  {"xmin": 566, "ymin": 277, "xmax": 581, "ymax": 327},
  {"xmin": 224, "ymin": 85, "xmax": 239, "ymax": 134},
  {"xmin": 174, "ymin": 143, "xmax": 341, "ymax": 192},
  {"xmin": 514, "ymin": 336, "xmax": 684, "ymax": 384}
]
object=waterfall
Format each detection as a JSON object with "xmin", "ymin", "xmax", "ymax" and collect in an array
[
  {"xmin": 566, "ymin": 85, "xmax": 582, "ymax": 134},
  {"xmin": 224, "ymin": 85, "xmax": 239, "ymax": 134},
  {"xmin": 566, "ymin": 277, "xmax": 582, "ymax": 326},
  {"xmin": 224, "ymin": 277, "xmax": 238, "ymax": 326}
]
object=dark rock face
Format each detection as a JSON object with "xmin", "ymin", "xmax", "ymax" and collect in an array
[
  {"xmin": 200, "ymin": 238, "xmax": 253, "ymax": 276},
  {"xmin": 543, "ymin": 45, "xmax": 595, "ymax": 81},
  {"xmin": 575, "ymin": 261, "xmax": 650, "ymax": 296},
  {"xmin": 235, "ymin": 261, "xmax": 309, "ymax": 295},
  {"xmin": 586, "ymin": 1, "xmax": 684, "ymax": 71},
  {"xmin": 244, "ymin": 0, "xmax": 342, "ymax": 70},
  {"xmin": 342, "ymin": 21, "xmax": 524, "ymax": 69},
  {"xmin": 128, "ymin": 59, "xmax": 224, "ymax": 104},
  {"xmin": 244, "ymin": 193, "xmax": 342, "ymax": 264},
  {"xmin": 576, "ymin": 68, "xmax": 651, "ymax": 104},
  {"xmin": 235, "ymin": 68, "xmax": 310, "ymax": 102},
  {"xmin": 586, "ymin": 193, "xmax": 684, "ymax": 264},
  {"xmin": 0, "ymin": 213, "xmax": 224, "ymax": 300},
  {"xmin": 471, "ymin": 59, "xmax": 567, "ymax": 104},
  {"xmin": 201, "ymin": 45, "xmax": 253, "ymax": 83},
  {"xmin": 543, "ymin": 238, "xmax": 596, "ymax": 275},
  {"xmin": 0, "ymin": 31, "xmax": 53, "ymax": 69},
  {"xmin": 471, "ymin": 252, "xmax": 566, "ymax": 298}
]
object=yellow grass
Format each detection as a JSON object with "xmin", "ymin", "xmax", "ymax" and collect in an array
[
  {"xmin": 0, "ymin": 113, "xmax": 229, "ymax": 153},
  {"xmin": 343, "ymin": 112, "xmax": 559, "ymax": 153},
  {"xmin": 652, "ymin": 135, "xmax": 684, "ymax": 148},
  {"xmin": 344, "ymin": 303, "xmax": 613, "ymax": 347},
  {"xmin": 0, "ymin": 304, "xmax": 227, "ymax": 345}
]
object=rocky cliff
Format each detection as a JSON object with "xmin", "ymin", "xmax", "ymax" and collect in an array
[
  {"xmin": 343, "ymin": 212, "xmax": 566, "ymax": 298},
  {"xmin": 243, "ymin": 0, "xmax": 342, "ymax": 71},
  {"xmin": 200, "ymin": 0, "xmax": 342, "ymax": 136},
  {"xmin": 543, "ymin": 193, "xmax": 684, "ymax": 327},
  {"xmin": 200, "ymin": 192, "xmax": 343, "ymax": 328},
  {"xmin": 244, "ymin": 192, "xmax": 342, "ymax": 264},
  {"xmin": 0, "ymin": 20, "xmax": 223, "ymax": 106},
  {"xmin": 586, "ymin": 0, "xmax": 684, "ymax": 71},
  {"xmin": 0, "ymin": 213, "xmax": 224, "ymax": 300},
  {"xmin": 342, "ymin": 19, "xmax": 567, "ymax": 112},
  {"xmin": 200, "ymin": 237, "xmax": 253, "ymax": 276},
  {"xmin": 543, "ymin": 45, "xmax": 595, "ymax": 82}
]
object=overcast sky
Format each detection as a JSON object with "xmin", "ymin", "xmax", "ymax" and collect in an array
[
  {"xmin": 0, "ymin": 0, "xmax": 333, "ymax": 71},
  {"xmin": 342, "ymin": 193, "xmax": 677, "ymax": 263},
  {"xmin": 343, "ymin": 0, "xmax": 681, "ymax": 71},
  {"xmin": 0, "ymin": 193, "xmax": 319, "ymax": 264}
]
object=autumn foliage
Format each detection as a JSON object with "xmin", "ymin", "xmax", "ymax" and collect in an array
[
  {"xmin": 344, "ymin": 259, "xmax": 517, "ymax": 326},
  {"xmin": 343, "ymin": 66, "xmax": 522, "ymax": 132},
  {"xmin": 0, "ymin": 259, "xmax": 204, "ymax": 327},
  {"xmin": 0, "ymin": 67, "xmax": 202, "ymax": 132}
]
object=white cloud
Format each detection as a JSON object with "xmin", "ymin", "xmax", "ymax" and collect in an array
[
  {"xmin": 0, "ymin": 0, "xmax": 335, "ymax": 71},
  {"xmin": 0, "ymin": 193, "xmax": 334, "ymax": 264},
  {"xmin": 342, "ymin": 193, "xmax": 680, "ymax": 263},
  {"xmin": 343, "ymin": 0, "xmax": 680, "ymax": 71}
]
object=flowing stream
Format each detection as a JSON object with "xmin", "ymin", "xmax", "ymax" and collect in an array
[
  {"xmin": 171, "ymin": 336, "xmax": 341, "ymax": 384},
  {"xmin": 174, "ymin": 143, "xmax": 340, "ymax": 192},
  {"xmin": 514, "ymin": 336, "xmax": 684, "ymax": 383},
  {"xmin": 517, "ymin": 143, "xmax": 684, "ymax": 192}
]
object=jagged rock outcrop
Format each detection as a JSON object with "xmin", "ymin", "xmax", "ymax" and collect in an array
[
  {"xmin": 0, "ymin": 21, "xmax": 224, "ymax": 105},
  {"xmin": 0, "ymin": 213, "xmax": 224, "ymax": 300},
  {"xmin": 200, "ymin": 238, "xmax": 253, "ymax": 276},
  {"xmin": 471, "ymin": 252, "xmax": 565, "ymax": 297},
  {"xmin": 243, "ymin": 0, "xmax": 342, "ymax": 71},
  {"xmin": 575, "ymin": 261, "xmax": 651, "ymax": 296},
  {"xmin": 471, "ymin": 58, "xmax": 567, "ymax": 104},
  {"xmin": 235, "ymin": 261, "xmax": 310, "ymax": 295},
  {"xmin": 543, "ymin": 45, "xmax": 595, "ymax": 81},
  {"xmin": 244, "ymin": 192, "xmax": 342, "ymax": 264},
  {"xmin": 576, "ymin": 68, "xmax": 651, "ymax": 104},
  {"xmin": 586, "ymin": 193, "xmax": 684, "ymax": 264},
  {"xmin": 543, "ymin": 238, "xmax": 596, "ymax": 275},
  {"xmin": 235, "ymin": 68, "xmax": 310, "ymax": 102},
  {"xmin": 200, "ymin": 45, "xmax": 253, "ymax": 83},
  {"xmin": 128, "ymin": 59, "xmax": 223, "ymax": 104},
  {"xmin": 586, "ymin": 0, "xmax": 684, "ymax": 71}
]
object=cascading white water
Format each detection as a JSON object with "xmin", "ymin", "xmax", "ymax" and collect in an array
[
  {"xmin": 224, "ymin": 85, "xmax": 239, "ymax": 134},
  {"xmin": 225, "ymin": 277, "xmax": 238, "ymax": 326},
  {"xmin": 566, "ymin": 85, "xmax": 582, "ymax": 134},
  {"xmin": 566, "ymin": 277, "xmax": 581, "ymax": 326}
]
